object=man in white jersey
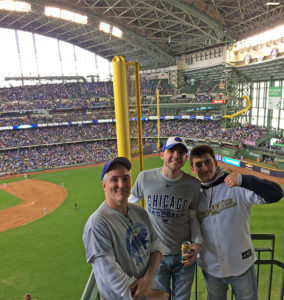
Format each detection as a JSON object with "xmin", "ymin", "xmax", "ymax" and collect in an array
[
  {"xmin": 83, "ymin": 157, "xmax": 169, "ymax": 300},
  {"xmin": 129, "ymin": 137, "xmax": 203, "ymax": 300},
  {"xmin": 190, "ymin": 144, "xmax": 283, "ymax": 300}
]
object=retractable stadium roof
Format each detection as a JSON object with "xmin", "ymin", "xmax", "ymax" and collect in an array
[{"xmin": 0, "ymin": 0, "xmax": 283, "ymax": 69}]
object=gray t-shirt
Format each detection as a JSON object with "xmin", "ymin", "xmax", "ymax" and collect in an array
[
  {"xmin": 130, "ymin": 168, "xmax": 202, "ymax": 255},
  {"xmin": 83, "ymin": 201, "xmax": 163, "ymax": 300}
]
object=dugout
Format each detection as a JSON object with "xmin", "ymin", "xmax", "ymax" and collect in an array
[
  {"xmin": 214, "ymin": 147, "xmax": 237, "ymax": 158},
  {"xmin": 237, "ymin": 149, "xmax": 263, "ymax": 162},
  {"xmin": 274, "ymin": 158, "xmax": 284, "ymax": 170}
]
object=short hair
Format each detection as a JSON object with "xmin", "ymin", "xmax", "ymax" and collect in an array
[
  {"xmin": 102, "ymin": 172, "xmax": 108, "ymax": 183},
  {"xmin": 189, "ymin": 144, "xmax": 216, "ymax": 166}
]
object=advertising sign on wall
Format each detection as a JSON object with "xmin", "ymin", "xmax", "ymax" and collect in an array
[{"xmin": 268, "ymin": 86, "xmax": 282, "ymax": 110}]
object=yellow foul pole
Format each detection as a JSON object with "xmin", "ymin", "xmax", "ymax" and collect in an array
[
  {"xmin": 156, "ymin": 88, "xmax": 160, "ymax": 151},
  {"xmin": 112, "ymin": 56, "xmax": 131, "ymax": 160},
  {"xmin": 132, "ymin": 62, "xmax": 145, "ymax": 208},
  {"xmin": 133, "ymin": 62, "xmax": 144, "ymax": 172}
]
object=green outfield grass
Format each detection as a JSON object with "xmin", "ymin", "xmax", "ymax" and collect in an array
[
  {"xmin": 0, "ymin": 189, "xmax": 22, "ymax": 209},
  {"xmin": 0, "ymin": 156, "xmax": 283, "ymax": 300}
]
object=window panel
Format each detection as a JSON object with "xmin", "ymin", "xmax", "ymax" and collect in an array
[
  {"xmin": 35, "ymin": 33, "xmax": 61, "ymax": 76},
  {"xmin": 18, "ymin": 31, "xmax": 37, "ymax": 76},
  {"xmin": 0, "ymin": 28, "xmax": 21, "ymax": 86},
  {"xmin": 59, "ymin": 40, "xmax": 76, "ymax": 75},
  {"xmin": 75, "ymin": 46, "xmax": 96, "ymax": 77}
]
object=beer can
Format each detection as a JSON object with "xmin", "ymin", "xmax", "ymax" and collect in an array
[{"xmin": 181, "ymin": 241, "xmax": 192, "ymax": 257}]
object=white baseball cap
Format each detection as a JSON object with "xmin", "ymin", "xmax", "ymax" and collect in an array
[{"xmin": 162, "ymin": 137, "xmax": 188, "ymax": 153}]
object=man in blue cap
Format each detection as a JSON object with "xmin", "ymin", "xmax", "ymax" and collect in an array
[
  {"xmin": 129, "ymin": 137, "xmax": 202, "ymax": 300},
  {"xmin": 83, "ymin": 157, "xmax": 168, "ymax": 300}
]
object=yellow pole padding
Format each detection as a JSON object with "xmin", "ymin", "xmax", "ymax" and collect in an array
[
  {"xmin": 112, "ymin": 56, "xmax": 131, "ymax": 160},
  {"xmin": 156, "ymin": 88, "xmax": 160, "ymax": 151},
  {"xmin": 223, "ymin": 96, "xmax": 251, "ymax": 118},
  {"xmin": 128, "ymin": 62, "xmax": 144, "ymax": 173},
  {"xmin": 132, "ymin": 62, "xmax": 145, "ymax": 208}
]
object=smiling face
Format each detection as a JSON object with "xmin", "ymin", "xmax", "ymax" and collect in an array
[
  {"xmin": 102, "ymin": 164, "xmax": 131, "ymax": 213},
  {"xmin": 191, "ymin": 153, "xmax": 218, "ymax": 183},
  {"xmin": 160, "ymin": 144, "xmax": 187, "ymax": 176}
]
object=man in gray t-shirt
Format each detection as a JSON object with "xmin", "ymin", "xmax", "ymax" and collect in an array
[
  {"xmin": 83, "ymin": 157, "xmax": 168, "ymax": 300},
  {"xmin": 129, "ymin": 137, "xmax": 202, "ymax": 300}
]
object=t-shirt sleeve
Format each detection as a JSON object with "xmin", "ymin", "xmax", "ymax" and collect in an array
[
  {"xmin": 128, "ymin": 194, "xmax": 140, "ymax": 203},
  {"xmin": 83, "ymin": 216, "xmax": 113, "ymax": 263},
  {"xmin": 92, "ymin": 255, "xmax": 136, "ymax": 299},
  {"xmin": 131, "ymin": 172, "xmax": 145, "ymax": 199}
]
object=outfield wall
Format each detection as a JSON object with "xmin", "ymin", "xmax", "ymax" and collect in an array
[{"xmin": 215, "ymin": 155, "xmax": 284, "ymax": 178}]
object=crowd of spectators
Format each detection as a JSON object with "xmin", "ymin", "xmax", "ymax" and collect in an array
[
  {"xmin": 0, "ymin": 80, "xmax": 217, "ymax": 128},
  {"xmin": 172, "ymin": 94, "xmax": 213, "ymax": 104},
  {"xmin": 0, "ymin": 97, "xmax": 113, "ymax": 111},
  {"xmin": 0, "ymin": 109, "xmax": 115, "ymax": 126},
  {"xmin": 0, "ymin": 82, "xmax": 113, "ymax": 102},
  {"xmin": 256, "ymin": 143, "xmax": 284, "ymax": 155},
  {"xmin": 140, "ymin": 79, "xmax": 173, "ymax": 95},
  {"xmin": 0, "ymin": 120, "xmax": 271, "ymax": 149},
  {"xmin": 0, "ymin": 79, "xmax": 173, "ymax": 105},
  {"xmin": 0, "ymin": 120, "xmax": 272, "ymax": 175},
  {"xmin": 0, "ymin": 141, "xmax": 117, "ymax": 175},
  {"xmin": 0, "ymin": 81, "xmax": 280, "ymax": 176}
]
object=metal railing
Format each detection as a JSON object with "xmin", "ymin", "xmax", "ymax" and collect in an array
[
  {"xmin": 81, "ymin": 270, "xmax": 100, "ymax": 300},
  {"xmin": 81, "ymin": 234, "xmax": 283, "ymax": 300}
]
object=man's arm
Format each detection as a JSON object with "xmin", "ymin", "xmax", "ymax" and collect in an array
[
  {"xmin": 130, "ymin": 250, "xmax": 162, "ymax": 298},
  {"xmin": 92, "ymin": 255, "xmax": 136, "ymax": 299},
  {"xmin": 93, "ymin": 254, "xmax": 169, "ymax": 300},
  {"xmin": 128, "ymin": 194, "xmax": 141, "ymax": 203},
  {"xmin": 224, "ymin": 170, "xmax": 283, "ymax": 203},
  {"xmin": 187, "ymin": 188, "xmax": 203, "ymax": 265}
]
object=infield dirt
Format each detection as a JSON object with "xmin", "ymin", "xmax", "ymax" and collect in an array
[{"xmin": 0, "ymin": 179, "xmax": 66, "ymax": 233}]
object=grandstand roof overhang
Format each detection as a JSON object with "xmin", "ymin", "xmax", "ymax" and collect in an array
[
  {"xmin": 0, "ymin": 0, "xmax": 284, "ymax": 70},
  {"xmin": 183, "ymin": 57, "xmax": 284, "ymax": 83},
  {"xmin": 236, "ymin": 57, "xmax": 284, "ymax": 82}
]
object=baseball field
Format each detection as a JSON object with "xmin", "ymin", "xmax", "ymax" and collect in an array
[{"xmin": 0, "ymin": 155, "xmax": 283, "ymax": 300}]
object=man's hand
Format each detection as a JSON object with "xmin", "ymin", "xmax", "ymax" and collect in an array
[
  {"xmin": 130, "ymin": 250, "xmax": 162, "ymax": 298},
  {"xmin": 182, "ymin": 243, "xmax": 202, "ymax": 266},
  {"xmin": 148, "ymin": 289, "xmax": 169, "ymax": 300},
  {"xmin": 129, "ymin": 276, "xmax": 152, "ymax": 299},
  {"xmin": 130, "ymin": 281, "xmax": 169, "ymax": 300},
  {"xmin": 224, "ymin": 168, "xmax": 239, "ymax": 188}
]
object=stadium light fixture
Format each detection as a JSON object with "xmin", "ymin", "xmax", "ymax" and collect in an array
[
  {"xmin": 112, "ymin": 26, "xmax": 123, "ymax": 38},
  {"xmin": 99, "ymin": 22, "xmax": 123, "ymax": 38},
  {"xmin": 265, "ymin": 1, "xmax": 280, "ymax": 5},
  {"xmin": 45, "ymin": 6, "xmax": 87, "ymax": 24},
  {"xmin": 99, "ymin": 22, "xmax": 111, "ymax": 34},
  {"xmin": 0, "ymin": 0, "xmax": 31, "ymax": 12}
]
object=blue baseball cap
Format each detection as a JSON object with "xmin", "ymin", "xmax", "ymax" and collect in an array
[
  {"xmin": 101, "ymin": 157, "xmax": 131, "ymax": 181},
  {"xmin": 162, "ymin": 137, "xmax": 188, "ymax": 153}
]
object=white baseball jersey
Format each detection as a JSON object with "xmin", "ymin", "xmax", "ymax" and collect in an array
[{"xmin": 198, "ymin": 167, "xmax": 283, "ymax": 278}]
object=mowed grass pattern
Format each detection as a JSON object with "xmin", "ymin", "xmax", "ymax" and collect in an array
[{"xmin": 0, "ymin": 156, "xmax": 283, "ymax": 300}]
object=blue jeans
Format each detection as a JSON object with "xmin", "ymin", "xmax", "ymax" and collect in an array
[
  {"xmin": 153, "ymin": 254, "xmax": 195, "ymax": 300},
  {"xmin": 202, "ymin": 265, "xmax": 258, "ymax": 300}
]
